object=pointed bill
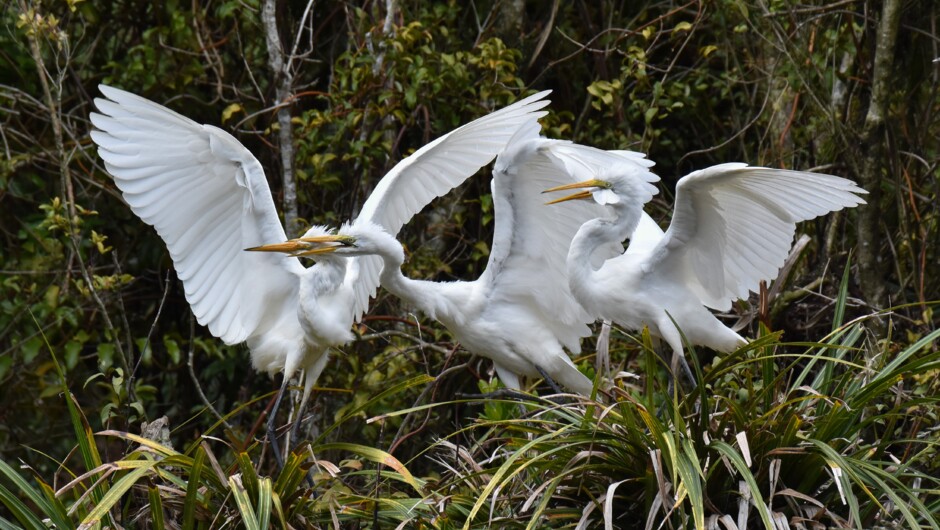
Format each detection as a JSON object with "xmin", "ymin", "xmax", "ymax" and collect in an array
[
  {"xmin": 545, "ymin": 190, "xmax": 594, "ymax": 205},
  {"xmin": 245, "ymin": 234, "xmax": 351, "ymax": 255},
  {"xmin": 542, "ymin": 178, "xmax": 610, "ymax": 194},
  {"xmin": 542, "ymin": 178, "xmax": 610, "ymax": 205}
]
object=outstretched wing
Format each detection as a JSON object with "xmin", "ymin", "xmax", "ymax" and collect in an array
[
  {"xmin": 347, "ymin": 91, "xmax": 551, "ymax": 322},
  {"xmin": 480, "ymin": 127, "xmax": 660, "ymax": 352},
  {"xmin": 647, "ymin": 163, "xmax": 867, "ymax": 311},
  {"xmin": 90, "ymin": 85, "xmax": 303, "ymax": 345}
]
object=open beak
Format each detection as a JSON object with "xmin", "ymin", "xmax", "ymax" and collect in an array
[
  {"xmin": 245, "ymin": 234, "xmax": 353, "ymax": 257},
  {"xmin": 542, "ymin": 179, "xmax": 609, "ymax": 205}
]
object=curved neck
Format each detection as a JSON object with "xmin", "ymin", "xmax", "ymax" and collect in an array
[
  {"xmin": 567, "ymin": 219, "xmax": 614, "ymax": 280},
  {"xmin": 570, "ymin": 203, "xmax": 641, "ymax": 268},
  {"xmin": 368, "ymin": 232, "xmax": 462, "ymax": 322},
  {"xmin": 567, "ymin": 205, "xmax": 641, "ymax": 307}
]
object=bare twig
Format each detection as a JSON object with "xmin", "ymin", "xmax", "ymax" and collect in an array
[
  {"xmin": 186, "ymin": 316, "xmax": 234, "ymax": 432},
  {"xmin": 356, "ymin": 329, "xmax": 452, "ymax": 355}
]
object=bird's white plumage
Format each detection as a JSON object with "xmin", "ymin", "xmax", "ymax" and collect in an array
[
  {"xmin": 345, "ymin": 91, "xmax": 550, "ymax": 325},
  {"xmin": 558, "ymin": 162, "xmax": 867, "ymax": 373},
  {"xmin": 482, "ymin": 127, "xmax": 656, "ymax": 353},
  {"xmin": 326, "ymin": 125, "xmax": 665, "ymax": 395},
  {"xmin": 91, "ymin": 85, "xmax": 301, "ymax": 346},
  {"xmin": 90, "ymin": 84, "xmax": 550, "ymax": 402},
  {"xmin": 649, "ymin": 164, "xmax": 868, "ymax": 311}
]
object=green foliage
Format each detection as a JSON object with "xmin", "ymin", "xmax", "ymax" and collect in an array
[{"xmin": 427, "ymin": 318, "xmax": 940, "ymax": 528}]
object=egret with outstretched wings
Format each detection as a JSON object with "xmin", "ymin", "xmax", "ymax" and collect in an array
[
  {"xmin": 90, "ymin": 85, "xmax": 549, "ymax": 459},
  {"xmin": 257, "ymin": 124, "xmax": 659, "ymax": 395},
  {"xmin": 544, "ymin": 163, "xmax": 867, "ymax": 379}
]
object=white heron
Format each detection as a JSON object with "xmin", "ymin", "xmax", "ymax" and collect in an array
[
  {"xmin": 89, "ymin": 85, "xmax": 550, "ymax": 458},
  {"xmin": 543, "ymin": 163, "xmax": 867, "ymax": 380},
  {"xmin": 253, "ymin": 124, "xmax": 661, "ymax": 396}
]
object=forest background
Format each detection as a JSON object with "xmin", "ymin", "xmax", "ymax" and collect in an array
[{"xmin": 1, "ymin": 0, "xmax": 938, "ymax": 527}]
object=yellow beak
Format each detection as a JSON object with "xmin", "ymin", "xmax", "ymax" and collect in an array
[
  {"xmin": 542, "ymin": 179, "xmax": 609, "ymax": 205},
  {"xmin": 245, "ymin": 234, "xmax": 351, "ymax": 256}
]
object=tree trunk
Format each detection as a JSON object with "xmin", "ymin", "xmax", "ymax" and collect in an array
[
  {"xmin": 262, "ymin": 0, "xmax": 299, "ymax": 237},
  {"xmin": 856, "ymin": 0, "xmax": 901, "ymax": 311}
]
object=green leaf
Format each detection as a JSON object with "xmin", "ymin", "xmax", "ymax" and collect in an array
[
  {"xmin": 80, "ymin": 465, "xmax": 155, "ymax": 527},
  {"xmin": 21, "ymin": 337, "xmax": 42, "ymax": 364},
  {"xmin": 316, "ymin": 442, "xmax": 423, "ymax": 493},
  {"xmin": 0, "ymin": 355, "xmax": 12, "ymax": 381},
  {"xmin": 164, "ymin": 337, "xmax": 180, "ymax": 365},
  {"xmin": 229, "ymin": 476, "xmax": 259, "ymax": 530},
  {"xmin": 64, "ymin": 340, "xmax": 81, "ymax": 370},
  {"xmin": 97, "ymin": 343, "xmax": 115, "ymax": 371},
  {"xmin": 148, "ymin": 485, "xmax": 166, "ymax": 530},
  {"xmin": 710, "ymin": 441, "xmax": 775, "ymax": 529},
  {"xmin": 0, "ymin": 461, "xmax": 65, "ymax": 530},
  {"xmin": 182, "ymin": 446, "xmax": 207, "ymax": 528},
  {"xmin": 256, "ymin": 477, "xmax": 272, "ymax": 530}
]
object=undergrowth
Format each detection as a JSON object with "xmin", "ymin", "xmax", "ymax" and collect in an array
[{"xmin": 2, "ymin": 301, "xmax": 938, "ymax": 529}]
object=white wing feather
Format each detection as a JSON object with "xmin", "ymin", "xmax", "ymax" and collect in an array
[
  {"xmin": 649, "ymin": 163, "xmax": 867, "ymax": 310},
  {"xmin": 481, "ymin": 128, "xmax": 658, "ymax": 352},
  {"xmin": 346, "ymin": 91, "xmax": 551, "ymax": 323},
  {"xmin": 90, "ymin": 85, "xmax": 303, "ymax": 345}
]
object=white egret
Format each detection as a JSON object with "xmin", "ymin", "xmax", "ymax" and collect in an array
[
  {"xmin": 90, "ymin": 85, "xmax": 550, "ymax": 458},
  {"xmin": 258, "ymin": 125, "xmax": 660, "ymax": 396},
  {"xmin": 544, "ymin": 163, "xmax": 867, "ymax": 380}
]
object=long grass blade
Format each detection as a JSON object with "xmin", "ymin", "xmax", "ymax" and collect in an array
[
  {"xmin": 461, "ymin": 426, "xmax": 572, "ymax": 529},
  {"xmin": 256, "ymin": 477, "xmax": 273, "ymax": 530},
  {"xmin": 806, "ymin": 440, "xmax": 863, "ymax": 527},
  {"xmin": 97, "ymin": 430, "xmax": 181, "ymax": 457},
  {"xmin": 0, "ymin": 515, "xmax": 38, "ymax": 530},
  {"xmin": 229, "ymin": 476, "xmax": 259, "ymax": 530},
  {"xmin": 29, "ymin": 310, "xmax": 106, "ymax": 515},
  {"xmin": 235, "ymin": 452, "xmax": 260, "ymax": 502},
  {"xmin": 0, "ymin": 479, "xmax": 49, "ymax": 530},
  {"xmin": 832, "ymin": 254, "xmax": 851, "ymax": 331},
  {"xmin": 315, "ymin": 375, "xmax": 434, "ymax": 442},
  {"xmin": 675, "ymin": 438, "xmax": 705, "ymax": 530},
  {"xmin": 182, "ymin": 445, "xmax": 207, "ymax": 529},
  {"xmin": 79, "ymin": 465, "xmax": 154, "ymax": 528},
  {"xmin": 710, "ymin": 441, "xmax": 774, "ymax": 530},
  {"xmin": 0, "ymin": 459, "xmax": 70, "ymax": 530},
  {"xmin": 273, "ymin": 450, "xmax": 307, "ymax": 499},
  {"xmin": 148, "ymin": 485, "xmax": 166, "ymax": 530},
  {"xmin": 35, "ymin": 478, "xmax": 71, "ymax": 530},
  {"xmin": 315, "ymin": 442, "xmax": 423, "ymax": 494}
]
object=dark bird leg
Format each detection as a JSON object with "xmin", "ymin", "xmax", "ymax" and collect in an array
[
  {"xmin": 266, "ymin": 376, "xmax": 290, "ymax": 470},
  {"xmin": 536, "ymin": 365, "xmax": 565, "ymax": 395},
  {"xmin": 289, "ymin": 395, "xmax": 309, "ymax": 451}
]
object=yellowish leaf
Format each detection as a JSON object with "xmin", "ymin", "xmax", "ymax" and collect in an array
[{"xmin": 221, "ymin": 103, "xmax": 243, "ymax": 123}]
